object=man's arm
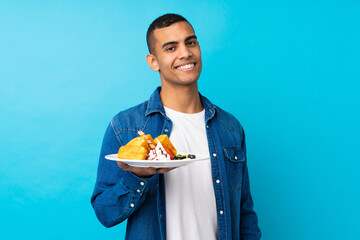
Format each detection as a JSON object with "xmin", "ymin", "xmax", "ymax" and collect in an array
[
  {"xmin": 90, "ymin": 123, "xmax": 159, "ymax": 227},
  {"xmin": 240, "ymin": 164, "xmax": 261, "ymax": 239},
  {"xmin": 240, "ymin": 128, "xmax": 261, "ymax": 239}
]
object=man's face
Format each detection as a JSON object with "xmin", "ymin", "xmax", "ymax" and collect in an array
[{"xmin": 148, "ymin": 21, "xmax": 202, "ymax": 87}]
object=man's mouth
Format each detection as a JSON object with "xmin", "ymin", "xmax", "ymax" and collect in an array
[{"xmin": 175, "ymin": 63, "xmax": 195, "ymax": 72}]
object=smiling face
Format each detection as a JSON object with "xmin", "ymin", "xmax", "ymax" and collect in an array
[{"xmin": 146, "ymin": 21, "xmax": 202, "ymax": 88}]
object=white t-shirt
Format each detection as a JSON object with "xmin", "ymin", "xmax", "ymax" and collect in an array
[{"xmin": 164, "ymin": 106, "xmax": 218, "ymax": 240}]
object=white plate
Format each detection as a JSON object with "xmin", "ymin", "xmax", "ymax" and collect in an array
[{"xmin": 105, "ymin": 153, "xmax": 210, "ymax": 168}]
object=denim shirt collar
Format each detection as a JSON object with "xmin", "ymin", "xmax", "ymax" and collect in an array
[
  {"xmin": 145, "ymin": 86, "xmax": 216, "ymax": 122},
  {"xmin": 145, "ymin": 87, "xmax": 166, "ymax": 117}
]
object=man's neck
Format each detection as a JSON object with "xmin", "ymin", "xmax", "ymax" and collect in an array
[{"xmin": 160, "ymin": 83, "xmax": 204, "ymax": 114}]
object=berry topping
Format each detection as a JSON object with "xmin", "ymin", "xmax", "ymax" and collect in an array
[
  {"xmin": 164, "ymin": 148, "xmax": 174, "ymax": 159},
  {"xmin": 174, "ymin": 154, "xmax": 186, "ymax": 160}
]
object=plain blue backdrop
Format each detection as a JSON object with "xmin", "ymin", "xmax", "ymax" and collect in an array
[{"xmin": 1, "ymin": 0, "xmax": 359, "ymax": 239}]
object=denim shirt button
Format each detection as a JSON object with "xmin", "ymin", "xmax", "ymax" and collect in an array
[
  {"xmin": 137, "ymin": 189, "xmax": 141, "ymax": 193},
  {"xmin": 216, "ymin": 179, "xmax": 220, "ymax": 184},
  {"xmin": 220, "ymin": 210, "xmax": 224, "ymax": 215},
  {"xmin": 213, "ymin": 153, "xmax": 217, "ymax": 157},
  {"xmin": 206, "ymin": 125, "xmax": 209, "ymax": 129},
  {"xmin": 234, "ymin": 156, "xmax": 238, "ymax": 160},
  {"xmin": 140, "ymin": 181, "xmax": 145, "ymax": 186},
  {"xmin": 130, "ymin": 203, "xmax": 135, "ymax": 208},
  {"xmin": 164, "ymin": 129, "xmax": 168, "ymax": 132}
]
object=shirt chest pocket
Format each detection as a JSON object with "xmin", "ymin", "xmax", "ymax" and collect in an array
[{"xmin": 223, "ymin": 147, "xmax": 245, "ymax": 190}]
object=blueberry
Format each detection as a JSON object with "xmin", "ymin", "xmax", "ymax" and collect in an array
[{"xmin": 187, "ymin": 154, "xmax": 196, "ymax": 159}]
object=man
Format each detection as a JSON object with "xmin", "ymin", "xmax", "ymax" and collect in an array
[{"xmin": 91, "ymin": 14, "xmax": 261, "ymax": 240}]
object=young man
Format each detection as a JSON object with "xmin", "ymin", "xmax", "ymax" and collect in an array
[{"xmin": 91, "ymin": 14, "xmax": 261, "ymax": 240}]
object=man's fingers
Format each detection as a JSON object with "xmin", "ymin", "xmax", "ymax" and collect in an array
[
  {"xmin": 117, "ymin": 161, "xmax": 176, "ymax": 177},
  {"xmin": 117, "ymin": 161, "xmax": 131, "ymax": 170}
]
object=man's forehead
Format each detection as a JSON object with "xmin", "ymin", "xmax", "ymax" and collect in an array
[{"xmin": 153, "ymin": 21, "xmax": 195, "ymax": 44}]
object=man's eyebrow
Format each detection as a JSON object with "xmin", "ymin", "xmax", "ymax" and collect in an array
[
  {"xmin": 162, "ymin": 41, "xmax": 178, "ymax": 49},
  {"xmin": 185, "ymin": 35, "xmax": 197, "ymax": 42},
  {"xmin": 161, "ymin": 35, "xmax": 198, "ymax": 49}
]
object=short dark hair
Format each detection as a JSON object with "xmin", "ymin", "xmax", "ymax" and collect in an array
[{"xmin": 146, "ymin": 13, "xmax": 194, "ymax": 54}]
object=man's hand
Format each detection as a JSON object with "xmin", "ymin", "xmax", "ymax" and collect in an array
[{"xmin": 117, "ymin": 161, "xmax": 175, "ymax": 178}]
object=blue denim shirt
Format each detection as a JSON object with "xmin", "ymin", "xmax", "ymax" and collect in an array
[{"xmin": 91, "ymin": 87, "xmax": 261, "ymax": 240}]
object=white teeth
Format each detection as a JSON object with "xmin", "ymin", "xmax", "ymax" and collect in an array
[{"xmin": 177, "ymin": 63, "xmax": 194, "ymax": 70}]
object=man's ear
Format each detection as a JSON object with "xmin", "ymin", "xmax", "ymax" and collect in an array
[{"xmin": 146, "ymin": 54, "xmax": 160, "ymax": 72}]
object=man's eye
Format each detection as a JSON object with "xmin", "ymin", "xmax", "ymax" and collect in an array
[
  {"xmin": 166, "ymin": 47, "xmax": 175, "ymax": 52},
  {"xmin": 187, "ymin": 41, "xmax": 196, "ymax": 46}
]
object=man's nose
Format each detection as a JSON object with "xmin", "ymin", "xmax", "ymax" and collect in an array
[{"xmin": 178, "ymin": 44, "xmax": 193, "ymax": 59}]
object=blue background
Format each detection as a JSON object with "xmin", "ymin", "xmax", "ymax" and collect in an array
[{"xmin": 1, "ymin": 0, "xmax": 359, "ymax": 239}]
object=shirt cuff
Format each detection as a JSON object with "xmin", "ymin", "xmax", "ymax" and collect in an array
[{"xmin": 119, "ymin": 171, "xmax": 159, "ymax": 193}]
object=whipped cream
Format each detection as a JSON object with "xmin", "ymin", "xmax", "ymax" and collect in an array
[{"xmin": 147, "ymin": 140, "xmax": 171, "ymax": 161}]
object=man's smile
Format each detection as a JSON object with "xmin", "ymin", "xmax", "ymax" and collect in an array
[{"xmin": 175, "ymin": 63, "xmax": 196, "ymax": 72}]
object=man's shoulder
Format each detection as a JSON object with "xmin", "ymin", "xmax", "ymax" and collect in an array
[
  {"xmin": 200, "ymin": 93, "xmax": 243, "ymax": 131},
  {"xmin": 214, "ymin": 104, "xmax": 243, "ymax": 131},
  {"xmin": 110, "ymin": 100, "xmax": 149, "ymax": 133},
  {"xmin": 113, "ymin": 100, "xmax": 148, "ymax": 118}
]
